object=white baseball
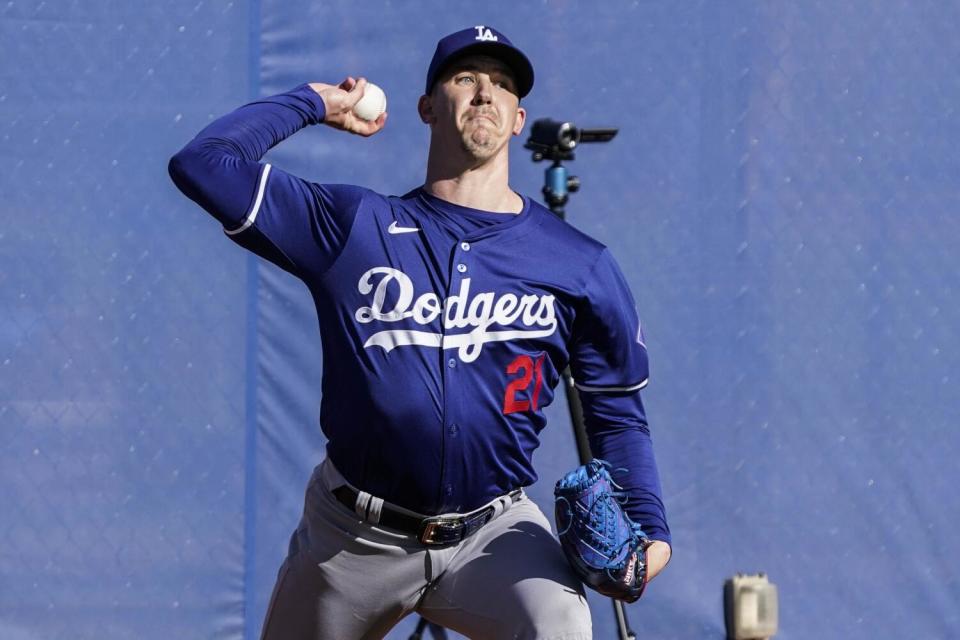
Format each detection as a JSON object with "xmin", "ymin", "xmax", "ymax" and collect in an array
[{"xmin": 353, "ymin": 82, "xmax": 386, "ymax": 121}]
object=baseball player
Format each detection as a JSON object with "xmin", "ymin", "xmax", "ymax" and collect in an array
[{"xmin": 169, "ymin": 26, "xmax": 671, "ymax": 640}]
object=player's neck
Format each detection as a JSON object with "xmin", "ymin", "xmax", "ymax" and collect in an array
[{"xmin": 424, "ymin": 147, "xmax": 522, "ymax": 214}]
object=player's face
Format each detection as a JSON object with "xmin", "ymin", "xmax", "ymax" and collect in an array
[{"xmin": 422, "ymin": 55, "xmax": 526, "ymax": 162}]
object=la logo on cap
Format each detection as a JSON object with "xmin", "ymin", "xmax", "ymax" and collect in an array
[{"xmin": 474, "ymin": 25, "xmax": 498, "ymax": 42}]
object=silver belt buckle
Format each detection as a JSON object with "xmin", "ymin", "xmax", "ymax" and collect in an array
[{"xmin": 418, "ymin": 516, "xmax": 465, "ymax": 546}]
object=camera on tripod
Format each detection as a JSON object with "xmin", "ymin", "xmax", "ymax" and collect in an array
[
  {"xmin": 525, "ymin": 119, "xmax": 618, "ymax": 162},
  {"xmin": 525, "ymin": 119, "xmax": 618, "ymax": 216}
]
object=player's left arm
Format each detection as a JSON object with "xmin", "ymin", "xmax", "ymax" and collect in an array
[{"xmin": 569, "ymin": 248, "xmax": 672, "ymax": 582}]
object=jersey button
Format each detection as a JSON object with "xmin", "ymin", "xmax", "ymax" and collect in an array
[
  {"xmin": 448, "ymin": 358, "xmax": 457, "ymax": 368},
  {"xmin": 445, "ymin": 484, "xmax": 454, "ymax": 496},
  {"xmin": 449, "ymin": 423, "xmax": 459, "ymax": 436},
  {"xmin": 460, "ymin": 242, "xmax": 471, "ymax": 251},
  {"xmin": 457, "ymin": 263, "xmax": 467, "ymax": 273}
]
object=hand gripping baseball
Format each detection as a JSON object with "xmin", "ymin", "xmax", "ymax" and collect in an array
[{"xmin": 309, "ymin": 77, "xmax": 387, "ymax": 137}]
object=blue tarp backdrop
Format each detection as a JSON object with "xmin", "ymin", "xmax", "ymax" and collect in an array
[{"xmin": 2, "ymin": 1, "xmax": 958, "ymax": 638}]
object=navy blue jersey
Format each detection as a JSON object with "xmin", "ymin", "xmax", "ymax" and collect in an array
[{"xmin": 169, "ymin": 85, "xmax": 670, "ymax": 544}]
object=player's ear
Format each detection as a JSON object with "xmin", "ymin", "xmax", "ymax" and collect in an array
[
  {"xmin": 512, "ymin": 105, "xmax": 527, "ymax": 137},
  {"xmin": 418, "ymin": 94, "xmax": 436, "ymax": 125}
]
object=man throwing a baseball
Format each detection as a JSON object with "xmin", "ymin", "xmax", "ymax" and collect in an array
[{"xmin": 170, "ymin": 25, "xmax": 671, "ymax": 639}]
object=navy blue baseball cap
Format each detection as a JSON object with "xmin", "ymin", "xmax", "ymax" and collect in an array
[{"xmin": 425, "ymin": 26, "xmax": 534, "ymax": 98}]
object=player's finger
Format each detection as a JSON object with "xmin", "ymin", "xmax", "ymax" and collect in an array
[
  {"xmin": 354, "ymin": 110, "xmax": 387, "ymax": 137},
  {"xmin": 344, "ymin": 77, "xmax": 367, "ymax": 107},
  {"xmin": 339, "ymin": 76, "xmax": 356, "ymax": 91}
]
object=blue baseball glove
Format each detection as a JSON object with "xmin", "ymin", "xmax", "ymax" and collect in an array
[{"xmin": 554, "ymin": 459, "xmax": 649, "ymax": 602}]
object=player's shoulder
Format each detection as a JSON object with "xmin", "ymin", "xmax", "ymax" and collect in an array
[
  {"xmin": 525, "ymin": 197, "xmax": 608, "ymax": 258},
  {"xmin": 290, "ymin": 179, "xmax": 392, "ymax": 215},
  {"xmin": 388, "ymin": 187, "xmax": 427, "ymax": 207},
  {"xmin": 306, "ymin": 181, "xmax": 384, "ymax": 203}
]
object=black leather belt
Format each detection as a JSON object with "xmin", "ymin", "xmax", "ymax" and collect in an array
[{"xmin": 332, "ymin": 485, "xmax": 523, "ymax": 546}]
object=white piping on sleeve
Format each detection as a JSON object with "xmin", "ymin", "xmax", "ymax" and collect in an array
[
  {"xmin": 574, "ymin": 378, "xmax": 649, "ymax": 393},
  {"xmin": 225, "ymin": 163, "xmax": 272, "ymax": 236}
]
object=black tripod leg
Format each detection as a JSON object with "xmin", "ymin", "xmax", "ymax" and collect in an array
[
  {"xmin": 562, "ymin": 369, "xmax": 592, "ymax": 465},
  {"xmin": 565, "ymin": 368, "xmax": 637, "ymax": 640},
  {"xmin": 408, "ymin": 616, "xmax": 427, "ymax": 640},
  {"xmin": 408, "ymin": 616, "xmax": 449, "ymax": 640},
  {"xmin": 612, "ymin": 600, "xmax": 637, "ymax": 640}
]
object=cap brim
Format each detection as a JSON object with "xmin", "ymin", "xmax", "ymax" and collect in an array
[{"xmin": 433, "ymin": 42, "xmax": 534, "ymax": 98}]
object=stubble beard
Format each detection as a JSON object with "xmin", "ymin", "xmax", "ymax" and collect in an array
[{"xmin": 459, "ymin": 118, "xmax": 500, "ymax": 162}]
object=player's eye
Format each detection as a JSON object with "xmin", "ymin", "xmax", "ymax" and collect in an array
[
  {"xmin": 456, "ymin": 74, "xmax": 476, "ymax": 85},
  {"xmin": 491, "ymin": 75, "xmax": 515, "ymax": 92}
]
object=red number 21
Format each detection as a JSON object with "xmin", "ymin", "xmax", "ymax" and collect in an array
[{"xmin": 503, "ymin": 354, "xmax": 545, "ymax": 415}]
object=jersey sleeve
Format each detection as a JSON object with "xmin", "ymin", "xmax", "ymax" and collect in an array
[
  {"xmin": 222, "ymin": 165, "xmax": 368, "ymax": 279},
  {"xmin": 569, "ymin": 249, "xmax": 671, "ymax": 545},
  {"xmin": 168, "ymin": 84, "xmax": 366, "ymax": 278},
  {"xmin": 570, "ymin": 249, "xmax": 650, "ymax": 393}
]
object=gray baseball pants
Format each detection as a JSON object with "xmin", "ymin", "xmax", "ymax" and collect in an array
[{"xmin": 260, "ymin": 458, "xmax": 592, "ymax": 640}]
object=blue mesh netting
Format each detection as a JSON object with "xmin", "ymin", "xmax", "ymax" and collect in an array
[{"xmin": 2, "ymin": 2, "xmax": 957, "ymax": 638}]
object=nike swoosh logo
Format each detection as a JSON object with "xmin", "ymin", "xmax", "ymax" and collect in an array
[{"xmin": 388, "ymin": 221, "xmax": 420, "ymax": 234}]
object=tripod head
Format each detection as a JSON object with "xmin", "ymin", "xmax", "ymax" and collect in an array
[
  {"xmin": 524, "ymin": 119, "xmax": 618, "ymax": 218},
  {"xmin": 524, "ymin": 119, "xmax": 618, "ymax": 163}
]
